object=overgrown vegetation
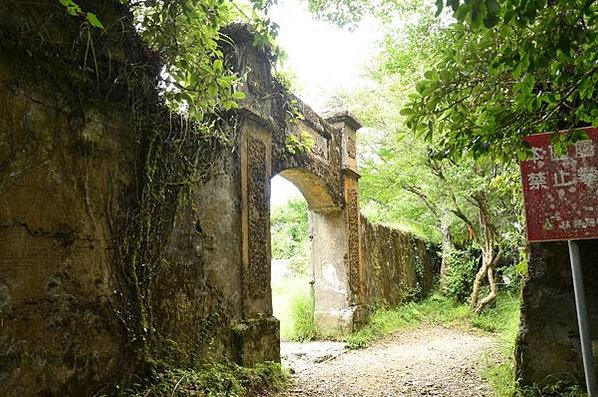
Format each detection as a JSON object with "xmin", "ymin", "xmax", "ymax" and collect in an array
[
  {"xmin": 288, "ymin": 289, "xmax": 319, "ymax": 341},
  {"xmin": 347, "ymin": 293, "xmax": 524, "ymax": 395},
  {"xmin": 101, "ymin": 361, "xmax": 288, "ymax": 397},
  {"xmin": 271, "ymin": 198, "xmax": 309, "ymax": 264},
  {"xmin": 347, "ymin": 294, "xmax": 470, "ymax": 349}
]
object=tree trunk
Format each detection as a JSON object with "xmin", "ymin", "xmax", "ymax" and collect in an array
[
  {"xmin": 469, "ymin": 195, "xmax": 502, "ymax": 314},
  {"xmin": 470, "ymin": 248, "xmax": 500, "ymax": 314}
]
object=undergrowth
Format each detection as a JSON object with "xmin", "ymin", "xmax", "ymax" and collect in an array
[
  {"xmin": 289, "ymin": 289, "xmax": 318, "ymax": 341},
  {"xmin": 102, "ymin": 361, "xmax": 288, "ymax": 397},
  {"xmin": 346, "ymin": 293, "xmax": 471, "ymax": 349}
]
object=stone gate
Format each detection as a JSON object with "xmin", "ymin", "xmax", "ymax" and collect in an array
[
  {"xmin": 0, "ymin": 6, "xmax": 436, "ymax": 395},
  {"xmin": 224, "ymin": 27, "xmax": 367, "ymax": 334}
]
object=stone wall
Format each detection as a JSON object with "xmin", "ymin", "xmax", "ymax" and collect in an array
[
  {"xmin": 0, "ymin": 2, "xmax": 252, "ymax": 395},
  {"xmin": 361, "ymin": 216, "xmax": 437, "ymax": 308},
  {"xmin": 516, "ymin": 240, "xmax": 598, "ymax": 387}
]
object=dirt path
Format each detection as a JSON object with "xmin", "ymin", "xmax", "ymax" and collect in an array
[{"xmin": 275, "ymin": 325, "xmax": 497, "ymax": 397}]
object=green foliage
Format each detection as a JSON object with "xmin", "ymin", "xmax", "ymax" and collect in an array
[
  {"xmin": 285, "ymin": 130, "xmax": 315, "ymax": 154},
  {"xmin": 288, "ymin": 289, "xmax": 318, "ymax": 342},
  {"xmin": 306, "ymin": 0, "xmax": 429, "ymax": 29},
  {"xmin": 108, "ymin": 361, "xmax": 288, "ymax": 397},
  {"xmin": 270, "ymin": 198, "xmax": 309, "ymax": 260},
  {"xmin": 404, "ymin": 0, "xmax": 598, "ymax": 161},
  {"xmin": 58, "ymin": 0, "xmax": 105, "ymax": 30},
  {"xmin": 442, "ymin": 249, "xmax": 479, "ymax": 303},
  {"xmin": 515, "ymin": 382, "xmax": 586, "ymax": 396},
  {"xmin": 272, "ymin": 274, "xmax": 316, "ymax": 341},
  {"xmin": 347, "ymin": 294, "xmax": 470, "ymax": 348},
  {"xmin": 56, "ymin": 0, "xmax": 284, "ymax": 127},
  {"xmin": 272, "ymin": 274, "xmax": 301, "ymax": 340}
]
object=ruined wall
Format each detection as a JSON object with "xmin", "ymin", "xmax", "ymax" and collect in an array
[
  {"xmin": 516, "ymin": 240, "xmax": 598, "ymax": 387},
  {"xmin": 0, "ymin": 2, "xmax": 251, "ymax": 395},
  {"xmin": 361, "ymin": 216, "xmax": 437, "ymax": 308}
]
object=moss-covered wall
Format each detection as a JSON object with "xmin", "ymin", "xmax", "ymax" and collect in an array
[
  {"xmin": 0, "ymin": 1, "xmax": 248, "ymax": 395},
  {"xmin": 0, "ymin": 56, "xmax": 137, "ymax": 396},
  {"xmin": 360, "ymin": 215, "xmax": 437, "ymax": 308}
]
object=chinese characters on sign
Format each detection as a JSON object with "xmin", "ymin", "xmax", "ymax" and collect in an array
[{"xmin": 520, "ymin": 127, "xmax": 598, "ymax": 242}]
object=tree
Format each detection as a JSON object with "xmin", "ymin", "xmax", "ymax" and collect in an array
[
  {"xmin": 333, "ymin": 0, "xmax": 525, "ymax": 312},
  {"xmin": 354, "ymin": 119, "xmax": 523, "ymax": 312},
  {"xmin": 271, "ymin": 198, "xmax": 309, "ymax": 260},
  {"xmin": 308, "ymin": 0, "xmax": 598, "ymax": 159},
  {"xmin": 404, "ymin": 0, "xmax": 598, "ymax": 160}
]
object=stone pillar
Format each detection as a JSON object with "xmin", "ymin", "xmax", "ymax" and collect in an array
[
  {"xmin": 235, "ymin": 116, "xmax": 280, "ymax": 365},
  {"xmin": 319, "ymin": 111, "xmax": 369, "ymax": 329}
]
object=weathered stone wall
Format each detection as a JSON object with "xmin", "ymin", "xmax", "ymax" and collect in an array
[
  {"xmin": 0, "ymin": 2, "xmax": 251, "ymax": 395},
  {"xmin": 361, "ymin": 216, "xmax": 437, "ymax": 308},
  {"xmin": 516, "ymin": 240, "xmax": 598, "ymax": 387}
]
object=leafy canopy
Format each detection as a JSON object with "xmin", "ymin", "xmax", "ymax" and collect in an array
[
  {"xmin": 58, "ymin": 0, "xmax": 282, "ymax": 125},
  {"xmin": 309, "ymin": 0, "xmax": 598, "ymax": 161}
]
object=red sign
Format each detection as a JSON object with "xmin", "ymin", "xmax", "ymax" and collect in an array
[{"xmin": 521, "ymin": 127, "xmax": 598, "ymax": 242}]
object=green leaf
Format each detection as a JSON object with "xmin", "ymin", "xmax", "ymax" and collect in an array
[
  {"xmin": 400, "ymin": 107, "xmax": 415, "ymax": 116},
  {"xmin": 213, "ymin": 59, "xmax": 223, "ymax": 73},
  {"xmin": 232, "ymin": 91, "xmax": 246, "ymax": 100},
  {"xmin": 86, "ymin": 12, "xmax": 105, "ymax": 30}
]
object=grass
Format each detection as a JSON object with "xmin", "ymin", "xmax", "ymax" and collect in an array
[
  {"xmin": 346, "ymin": 293, "xmax": 471, "ymax": 349},
  {"xmin": 478, "ymin": 294, "xmax": 521, "ymax": 396},
  {"xmin": 272, "ymin": 274, "xmax": 318, "ymax": 341},
  {"xmin": 101, "ymin": 361, "xmax": 289, "ymax": 397},
  {"xmin": 289, "ymin": 289, "xmax": 318, "ymax": 341}
]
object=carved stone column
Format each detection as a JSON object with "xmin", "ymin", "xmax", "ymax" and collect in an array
[
  {"xmin": 323, "ymin": 111, "xmax": 369, "ymax": 329},
  {"xmin": 235, "ymin": 116, "xmax": 279, "ymax": 365}
]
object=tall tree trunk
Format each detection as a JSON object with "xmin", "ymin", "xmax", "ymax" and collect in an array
[{"xmin": 470, "ymin": 195, "xmax": 502, "ymax": 314}]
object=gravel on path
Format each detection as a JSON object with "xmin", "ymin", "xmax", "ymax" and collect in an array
[{"xmin": 274, "ymin": 325, "xmax": 497, "ymax": 397}]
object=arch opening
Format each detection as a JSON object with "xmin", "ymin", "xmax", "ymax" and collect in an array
[{"xmin": 270, "ymin": 169, "xmax": 349, "ymax": 343}]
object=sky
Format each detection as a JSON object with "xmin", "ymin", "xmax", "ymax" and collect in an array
[{"xmin": 268, "ymin": 0, "xmax": 381, "ymax": 208}]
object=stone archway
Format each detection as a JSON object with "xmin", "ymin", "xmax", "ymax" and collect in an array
[
  {"xmin": 221, "ymin": 26, "xmax": 369, "ymax": 363},
  {"xmin": 276, "ymin": 168, "xmax": 355, "ymax": 331},
  {"xmin": 236, "ymin": 108, "xmax": 366, "ymax": 332}
]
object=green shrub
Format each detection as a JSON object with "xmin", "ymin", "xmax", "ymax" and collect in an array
[
  {"xmin": 516, "ymin": 381, "xmax": 586, "ymax": 396},
  {"xmin": 441, "ymin": 249, "xmax": 479, "ymax": 303}
]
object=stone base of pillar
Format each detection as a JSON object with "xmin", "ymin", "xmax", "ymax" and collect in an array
[
  {"xmin": 315, "ymin": 305, "xmax": 370, "ymax": 332},
  {"xmin": 233, "ymin": 315, "xmax": 280, "ymax": 366}
]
